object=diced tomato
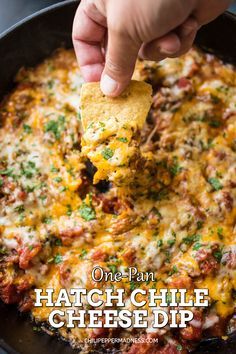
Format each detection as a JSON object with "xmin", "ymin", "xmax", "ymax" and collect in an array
[
  {"xmin": 17, "ymin": 190, "xmax": 27, "ymax": 201},
  {"xmin": 59, "ymin": 226, "xmax": 83, "ymax": 245},
  {"xmin": 168, "ymin": 276, "xmax": 193, "ymax": 290},
  {"xmin": 102, "ymin": 197, "xmax": 121, "ymax": 214},
  {"xmin": 18, "ymin": 244, "xmax": 41, "ymax": 270},
  {"xmin": 180, "ymin": 311, "xmax": 203, "ymax": 341},
  {"xmin": 177, "ymin": 78, "xmax": 191, "ymax": 89},
  {"xmin": 0, "ymin": 283, "xmax": 21, "ymax": 304},
  {"xmin": 59, "ymin": 262, "xmax": 71, "ymax": 287},
  {"xmin": 91, "ymin": 249, "xmax": 107, "ymax": 262}
]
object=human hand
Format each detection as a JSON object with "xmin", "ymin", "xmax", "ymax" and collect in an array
[{"xmin": 73, "ymin": 0, "xmax": 231, "ymax": 96}]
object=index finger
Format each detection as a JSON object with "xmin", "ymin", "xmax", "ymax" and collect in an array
[{"xmin": 72, "ymin": 0, "xmax": 107, "ymax": 82}]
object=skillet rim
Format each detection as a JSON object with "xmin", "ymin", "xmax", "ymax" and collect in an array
[{"xmin": 0, "ymin": 0, "xmax": 79, "ymax": 41}]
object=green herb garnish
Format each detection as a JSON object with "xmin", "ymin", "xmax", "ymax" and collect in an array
[
  {"xmin": 54, "ymin": 254, "xmax": 63, "ymax": 264},
  {"xmin": 79, "ymin": 202, "xmax": 96, "ymax": 221},
  {"xmin": 208, "ymin": 177, "xmax": 223, "ymax": 191},
  {"xmin": 101, "ymin": 147, "xmax": 114, "ymax": 160},
  {"xmin": 117, "ymin": 137, "xmax": 128, "ymax": 143},
  {"xmin": 23, "ymin": 124, "xmax": 32, "ymax": 133}
]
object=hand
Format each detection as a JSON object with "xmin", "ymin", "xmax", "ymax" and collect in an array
[{"xmin": 73, "ymin": 0, "xmax": 231, "ymax": 96}]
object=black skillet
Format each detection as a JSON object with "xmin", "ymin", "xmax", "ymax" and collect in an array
[{"xmin": 0, "ymin": 1, "xmax": 236, "ymax": 352}]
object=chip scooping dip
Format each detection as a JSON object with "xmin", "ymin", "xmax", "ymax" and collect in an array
[{"xmin": 80, "ymin": 80, "xmax": 152, "ymax": 185}]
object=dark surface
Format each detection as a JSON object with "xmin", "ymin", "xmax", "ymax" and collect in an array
[
  {"xmin": 0, "ymin": 1, "xmax": 236, "ymax": 353},
  {"xmin": 0, "ymin": 0, "xmax": 65, "ymax": 34},
  {"xmin": 0, "ymin": 302, "xmax": 80, "ymax": 354},
  {"xmin": 0, "ymin": 0, "xmax": 78, "ymax": 99}
]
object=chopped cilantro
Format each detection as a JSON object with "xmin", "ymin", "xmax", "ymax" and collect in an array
[
  {"xmin": 55, "ymin": 239, "xmax": 62, "ymax": 246},
  {"xmin": 54, "ymin": 254, "xmax": 63, "ymax": 264},
  {"xmin": 23, "ymin": 124, "xmax": 32, "ymax": 133},
  {"xmin": 217, "ymin": 227, "xmax": 224, "ymax": 240},
  {"xmin": 193, "ymin": 242, "xmax": 202, "ymax": 251},
  {"xmin": 168, "ymin": 265, "xmax": 178, "ymax": 276},
  {"xmin": 50, "ymin": 165, "xmax": 59, "ymax": 173},
  {"xmin": 196, "ymin": 220, "xmax": 204, "ymax": 230},
  {"xmin": 47, "ymin": 80, "xmax": 55, "ymax": 89},
  {"xmin": 0, "ymin": 168, "xmax": 14, "ymax": 177},
  {"xmin": 0, "ymin": 178, "xmax": 3, "ymax": 187},
  {"xmin": 60, "ymin": 186, "xmax": 68, "ymax": 193},
  {"xmin": 44, "ymin": 116, "xmax": 65, "ymax": 140},
  {"xmin": 39, "ymin": 195, "xmax": 47, "ymax": 201},
  {"xmin": 101, "ymin": 147, "xmax": 114, "ymax": 160},
  {"xmin": 79, "ymin": 202, "xmax": 96, "ymax": 221},
  {"xmin": 164, "ymin": 250, "xmax": 171, "ymax": 263},
  {"xmin": 25, "ymin": 185, "xmax": 36, "ymax": 193},
  {"xmin": 130, "ymin": 281, "xmax": 138, "ymax": 291},
  {"xmin": 213, "ymin": 250, "xmax": 222, "ymax": 263},
  {"xmin": 42, "ymin": 216, "xmax": 52, "ymax": 224},
  {"xmin": 21, "ymin": 161, "xmax": 38, "ymax": 179},
  {"xmin": 209, "ymin": 120, "xmax": 221, "ymax": 128},
  {"xmin": 77, "ymin": 112, "xmax": 81, "ymax": 121},
  {"xmin": 14, "ymin": 205, "xmax": 25, "ymax": 214},
  {"xmin": 167, "ymin": 239, "xmax": 176, "ymax": 247},
  {"xmin": 208, "ymin": 177, "xmax": 223, "ymax": 191},
  {"xmin": 117, "ymin": 137, "xmax": 128, "ymax": 143},
  {"xmin": 0, "ymin": 248, "xmax": 7, "ymax": 255},
  {"xmin": 166, "ymin": 292, "xmax": 172, "ymax": 305},
  {"xmin": 66, "ymin": 204, "xmax": 72, "ymax": 216},
  {"xmin": 33, "ymin": 326, "xmax": 41, "ymax": 332},
  {"xmin": 151, "ymin": 207, "xmax": 162, "ymax": 219},
  {"xmin": 149, "ymin": 189, "xmax": 168, "ymax": 201},
  {"xmin": 79, "ymin": 249, "xmax": 88, "ymax": 259},
  {"xmin": 210, "ymin": 94, "xmax": 221, "ymax": 104},
  {"xmin": 99, "ymin": 121, "xmax": 105, "ymax": 131},
  {"xmin": 108, "ymin": 264, "xmax": 117, "ymax": 274},
  {"xmin": 176, "ymin": 344, "xmax": 183, "ymax": 351},
  {"xmin": 54, "ymin": 176, "xmax": 62, "ymax": 183},
  {"xmin": 157, "ymin": 240, "xmax": 163, "ymax": 248},
  {"xmin": 183, "ymin": 234, "xmax": 200, "ymax": 245},
  {"xmin": 169, "ymin": 157, "xmax": 182, "ymax": 177}
]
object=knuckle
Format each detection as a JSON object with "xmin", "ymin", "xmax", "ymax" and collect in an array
[
  {"xmin": 105, "ymin": 57, "xmax": 127, "ymax": 76},
  {"xmin": 83, "ymin": 0, "xmax": 96, "ymax": 14}
]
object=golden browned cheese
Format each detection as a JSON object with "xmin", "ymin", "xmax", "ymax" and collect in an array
[{"xmin": 0, "ymin": 48, "xmax": 236, "ymax": 353}]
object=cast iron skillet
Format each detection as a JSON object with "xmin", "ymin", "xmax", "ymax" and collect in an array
[{"xmin": 0, "ymin": 1, "xmax": 236, "ymax": 353}]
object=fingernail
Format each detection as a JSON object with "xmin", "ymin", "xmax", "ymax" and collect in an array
[
  {"xmin": 159, "ymin": 39, "xmax": 181, "ymax": 55},
  {"xmin": 100, "ymin": 74, "xmax": 118, "ymax": 96}
]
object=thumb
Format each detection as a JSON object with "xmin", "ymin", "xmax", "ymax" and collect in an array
[{"xmin": 100, "ymin": 29, "xmax": 140, "ymax": 97}]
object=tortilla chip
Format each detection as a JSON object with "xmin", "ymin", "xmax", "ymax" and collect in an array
[
  {"xmin": 80, "ymin": 80, "xmax": 152, "ymax": 131},
  {"xmin": 80, "ymin": 80, "xmax": 152, "ymax": 185}
]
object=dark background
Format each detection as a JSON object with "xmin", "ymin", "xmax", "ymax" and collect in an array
[
  {"xmin": 0, "ymin": 0, "xmax": 236, "ymax": 35},
  {"xmin": 0, "ymin": 0, "xmax": 65, "ymax": 34}
]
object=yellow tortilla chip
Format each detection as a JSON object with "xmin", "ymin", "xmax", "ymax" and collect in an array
[
  {"xmin": 80, "ymin": 80, "xmax": 152, "ymax": 131},
  {"xmin": 80, "ymin": 80, "xmax": 152, "ymax": 185}
]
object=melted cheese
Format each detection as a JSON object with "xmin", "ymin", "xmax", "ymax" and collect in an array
[{"xmin": 0, "ymin": 48, "xmax": 235, "ymax": 352}]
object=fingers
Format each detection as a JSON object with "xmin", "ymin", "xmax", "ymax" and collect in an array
[
  {"xmin": 139, "ymin": 32, "xmax": 181, "ymax": 61},
  {"xmin": 72, "ymin": 0, "xmax": 106, "ymax": 82},
  {"xmin": 169, "ymin": 16, "xmax": 198, "ymax": 57},
  {"xmin": 194, "ymin": 0, "xmax": 231, "ymax": 25},
  {"xmin": 100, "ymin": 29, "xmax": 141, "ymax": 96},
  {"xmin": 139, "ymin": 17, "xmax": 198, "ymax": 61}
]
